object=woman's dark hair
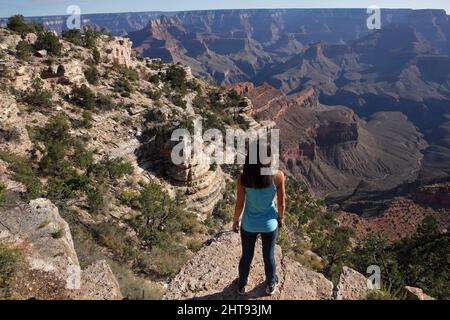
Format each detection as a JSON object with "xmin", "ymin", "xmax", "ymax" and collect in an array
[{"xmin": 240, "ymin": 140, "xmax": 273, "ymax": 189}]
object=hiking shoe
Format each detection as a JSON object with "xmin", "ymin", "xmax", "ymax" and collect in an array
[
  {"xmin": 266, "ymin": 280, "xmax": 278, "ymax": 296},
  {"xmin": 238, "ymin": 286, "xmax": 247, "ymax": 296}
]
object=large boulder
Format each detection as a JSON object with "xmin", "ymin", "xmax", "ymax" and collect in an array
[
  {"xmin": 0, "ymin": 198, "xmax": 122, "ymax": 300},
  {"xmin": 404, "ymin": 286, "xmax": 435, "ymax": 300},
  {"xmin": 335, "ymin": 266, "xmax": 369, "ymax": 300}
]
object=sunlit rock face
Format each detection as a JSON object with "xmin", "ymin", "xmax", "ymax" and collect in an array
[
  {"xmin": 158, "ymin": 137, "xmax": 225, "ymax": 215},
  {"xmin": 0, "ymin": 199, "xmax": 122, "ymax": 300},
  {"xmin": 233, "ymin": 83, "xmax": 427, "ymax": 205},
  {"xmin": 97, "ymin": 37, "xmax": 133, "ymax": 67}
]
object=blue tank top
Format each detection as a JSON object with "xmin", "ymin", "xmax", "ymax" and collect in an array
[{"xmin": 241, "ymin": 177, "xmax": 279, "ymax": 233}]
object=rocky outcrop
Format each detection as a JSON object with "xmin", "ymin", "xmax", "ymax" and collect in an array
[
  {"xmin": 164, "ymin": 139, "xmax": 225, "ymax": 215},
  {"xmin": 404, "ymin": 286, "xmax": 435, "ymax": 300},
  {"xmin": 335, "ymin": 266, "xmax": 369, "ymax": 300},
  {"xmin": 164, "ymin": 231, "xmax": 334, "ymax": 300},
  {"xmin": 0, "ymin": 199, "xmax": 122, "ymax": 300},
  {"xmin": 0, "ymin": 29, "xmax": 21, "ymax": 49},
  {"xmin": 97, "ymin": 36, "xmax": 133, "ymax": 67},
  {"xmin": 414, "ymin": 184, "xmax": 450, "ymax": 207}
]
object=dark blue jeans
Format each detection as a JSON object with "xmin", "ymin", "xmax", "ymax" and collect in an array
[{"xmin": 239, "ymin": 228, "xmax": 278, "ymax": 288}]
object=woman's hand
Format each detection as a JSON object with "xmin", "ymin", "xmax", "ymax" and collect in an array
[
  {"xmin": 233, "ymin": 220, "xmax": 240, "ymax": 233},
  {"xmin": 278, "ymin": 216, "xmax": 285, "ymax": 228}
]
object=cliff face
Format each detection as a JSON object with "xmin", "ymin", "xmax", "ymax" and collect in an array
[
  {"xmin": 234, "ymin": 83, "xmax": 427, "ymax": 203},
  {"xmin": 129, "ymin": 9, "xmax": 450, "ymax": 185},
  {"xmin": 0, "ymin": 199, "xmax": 122, "ymax": 300},
  {"xmin": 415, "ymin": 184, "xmax": 450, "ymax": 207},
  {"xmin": 130, "ymin": 9, "xmax": 450, "ymax": 83}
]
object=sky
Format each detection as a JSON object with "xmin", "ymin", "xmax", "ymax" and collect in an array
[{"xmin": 1, "ymin": 0, "xmax": 449, "ymax": 18}]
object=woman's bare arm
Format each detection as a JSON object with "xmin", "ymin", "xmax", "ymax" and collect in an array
[
  {"xmin": 232, "ymin": 177, "xmax": 245, "ymax": 232},
  {"xmin": 275, "ymin": 171, "xmax": 286, "ymax": 225}
]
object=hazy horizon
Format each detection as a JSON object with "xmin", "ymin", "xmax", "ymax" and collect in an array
[{"xmin": 1, "ymin": 0, "xmax": 449, "ymax": 18}]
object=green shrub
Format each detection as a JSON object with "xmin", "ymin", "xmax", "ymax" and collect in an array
[
  {"xmin": 83, "ymin": 27, "xmax": 100, "ymax": 50},
  {"xmin": 34, "ymin": 116, "xmax": 93, "ymax": 199},
  {"xmin": 87, "ymin": 185, "xmax": 107, "ymax": 213},
  {"xmin": 91, "ymin": 223, "xmax": 137, "ymax": 261},
  {"xmin": 120, "ymin": 190, "xmax": 140, "ymax": 208},
  {"xmin": 106, "ymin": 157, "xmax": 134, "ymax": 180},
  {"xmin": 62, "ymin": 29, "xmax": 83, "ymax": 46},
  {"xmin": 147, "ymin": 89, "xmax": 161, "ymax": 101},
  {"xmin": 71, "ymin": 84, "xmax": 96, "ymax": 110},
  {"xmin": 116, "ymin": 65, "xmax": 139, "ymax": 82},
  {"xmin": 350, "ymin": 216, "xmax": 450, "ymax": 300},
  {"xmin": 62, "ymin": 27, "xmax": 101, "ymax": 51},
  {"xmin": 84, "ymin": 66, "xmax": 99, "ymax": 85},
  {"xmin": 313, "ymin": 226, "xmax": 354, "ymax": 282},
  {"xmin": 0, "ymin": 151, "xmax": 41, "ymax": 200},
  {"xmin": 130, "ymin": 183, "xmax": 197, "ymax": 261},
  {"xmin": 35, "ymin": 32, "xmax": 62, "ymax": 56},
  {"xmin": 7, "ymin": 15, "xmax": 43, "ymax": 35},
  {"xmin": 113, "ymin": 76, "xmax": 134, "ymax": 97},
  {"xmin": 90, "ymin": 156, "xmax": 133, "ymax": 182},
  {"xmin": 81, "ymin": 110, "xmax": 93, "ymax": 129},
  {"xmin": 212, "ymin": 199, "xmax": 232, "ymax": 224},
  {"xmin": 171, "ymin": 94, "xmax": 186, "ymax": 109},
  {"xmin": 16, "ymin": 40, "xmax": 32, "ymax": 61},
  {"xmin": 46, "ymin": 173, "xmax": 90, "ymax": 200},
  {"xmin": 71, "ymin": 139, "xmax": 94, "ymax": 169},
  {"xmin": 0, "ymin": 183, "xmax": 6, "ymax": 204},
  {"xmin": 109, "ymin": 262, "xmax": 163, "ymax": 300},
  {"xmin": 148, "ymin": 74, "xmax": 160, "ymax": 85},
  {"xmin": 193, "ymin": 94, "xmax": 207, "ymax": 109},
  {"xmin": 136, "ymin": 246, "xmax": 186, "ymax": 278},
  {"xmin": 0, "ymin": 244, "xmax": 23, "ymax": 297},
  {"xmin": 92, "ymin": 47, "xmax": 101, "ymax": 65},
  {"xmin": 187, "ymin": 80, "xmax": 201, "ymax": 92},
  {"xmin": 39, "ymin": 136, "xmax": 71, "ymax": 177},
  {"xmin": 24, "ymin": 77, "xmax": 53, "ymax": 109},
  {"xmin": 187, "ymin": 239, "xmax": 203, "ymax": 253},
  {"xmin": 95, "ymin": 93, "xmax": 115, "ymax": 111},
  {"xmin": 32, "ymin": 115, "xmax": 71, "ymax": 144},
  {"xmin": 165, "ymin": 64, "xmax": 187, "ymax": 91},
  {"xmin": 148, "ymin": 59, "xmax": 164, "ymax": 70},
  {"xmin": 396, "ymin": 217, "xmax": 449, "ymax": 299}
]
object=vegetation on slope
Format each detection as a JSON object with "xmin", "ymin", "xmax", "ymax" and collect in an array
[{"xmin": 1, "ymin": 16, "xmax": 447, "ymax": 300}]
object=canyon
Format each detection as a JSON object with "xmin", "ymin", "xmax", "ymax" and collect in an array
[
  {"xmin": 0, "ymin": 10, "xmax": 448, "ymax": 300},
  {"xmin": 129, "ymin": 8, "xmax": 450, "ymax": 217}
]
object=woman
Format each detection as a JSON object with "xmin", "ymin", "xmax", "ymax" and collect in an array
[{"xmin": 232, "ymin": 144, "xmax": 286, "ymax": 296}]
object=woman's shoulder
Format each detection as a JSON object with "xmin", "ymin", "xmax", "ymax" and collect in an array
[{"xmin": 273, "ymin": 170, "xmax": 285, "ymax": 186}]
